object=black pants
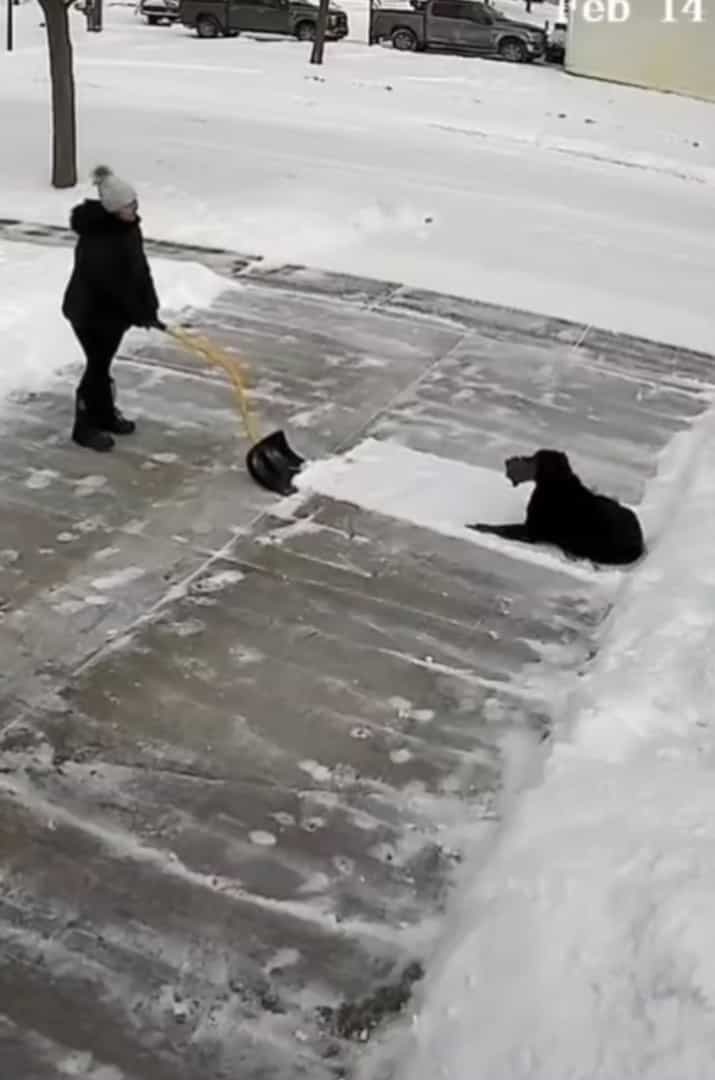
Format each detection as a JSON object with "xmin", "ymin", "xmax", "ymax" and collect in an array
[{"xmin": 73, "ymin": 321, "xmax": 126, "ymax": 424}]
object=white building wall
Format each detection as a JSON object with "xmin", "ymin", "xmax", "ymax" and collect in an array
[{"xmin": 566, "ymin": 0, "xmax": 715, "ymax": 102}]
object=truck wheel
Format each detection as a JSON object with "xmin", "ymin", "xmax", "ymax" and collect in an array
[
  {"xmin": 391, "ymin": 26, "xmax": 417, "ymax": 50},
  {"xmin": 296, "ymin": 19, "xmax": 316, "ymax": 40},
  {"xmin": 196, "ymin": 14, "xmax": 221, "ymax": 37},
  {"xmin": 498, "ymin": 36, "xmax": 527, "ymax": 62}
]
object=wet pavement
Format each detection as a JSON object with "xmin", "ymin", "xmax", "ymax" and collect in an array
[{"xmin": 1, "ymin": 263, "xmax": 713, "ymax": 1079}]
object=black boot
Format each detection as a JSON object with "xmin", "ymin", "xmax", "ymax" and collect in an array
[
  {"xmin": 102, "ymin": 378, "xmax": 135, "ymax": 435},
  {"xmin": 104, "ymin": 409, "xmax": 135, "ymax": 436},
  {"xmin": 72, "ymin": 392, "xmax": 114, "ymax": 452}
]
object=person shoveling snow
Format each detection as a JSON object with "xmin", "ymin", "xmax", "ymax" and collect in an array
[
  {"xmin": 62, "ymin": 165, "xmax": 165, "ymax": 452},
  {"xmin": 60, "ymin": 165, "xmax": 304, "ymax": 489}
]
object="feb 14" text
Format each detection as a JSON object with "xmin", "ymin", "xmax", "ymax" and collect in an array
[{"xmin": 557, "ymin": 0, "xmax": 705, "ymax": 23}]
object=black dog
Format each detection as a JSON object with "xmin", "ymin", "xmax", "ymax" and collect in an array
[{"xmin": 468, "ymin": 450, "xmax": 645, "ymax": 566}]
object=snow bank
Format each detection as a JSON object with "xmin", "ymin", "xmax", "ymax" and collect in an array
[
  {"xmin": 0, "ymin": 242, "xmax": 76, "ymax": 402},
  {"xmin": 152, "ymin": 258, "xmax": 229, "ymax": 315},
  {"xmin": 396, "ymin": 404, "xmax": 715, "ymax": 1079},
  {"xmin": 0, "ymin": 241, "xmax": 230, "ymax": 407}
]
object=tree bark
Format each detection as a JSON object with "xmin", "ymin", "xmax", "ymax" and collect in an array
[
  {"xmin": 38, "ymin": 0, "xmax": 77, "ymax": 188},
  {"xmin": 6, "ymin": 0, "xmax": 14, "ymax": 52},
  {"xmin": 309, "ymin": 0, "xmax": 330, "ymax": 64}
]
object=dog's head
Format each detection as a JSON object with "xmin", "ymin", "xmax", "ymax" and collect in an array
[{"xmin": 505, "ymin": 450, "xmax": 572, "ymax": 487}]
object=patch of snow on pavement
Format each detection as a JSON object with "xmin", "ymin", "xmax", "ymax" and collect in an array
[
  {"xmin": 297, "ymin": 437, "xmax": 530, "ymax": 525},
  {"xmin": 391, "ymin": 403, "xmax": 715, "ymax": 1080}
]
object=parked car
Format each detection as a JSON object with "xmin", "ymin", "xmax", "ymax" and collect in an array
[
  {"xmin": 179, "ymin": 0, "xmax": 348, "ymax": 40},
  {"xmin": 138, "ymin": 0, "xmax": 180, "ymax": 24},
  {"xmin": 545, "ymin": 18, "xmax": 566, "ymax": 63},
  {"xmin": 369, "ymin": 0, "xmax": 546, "ymax": 61}
]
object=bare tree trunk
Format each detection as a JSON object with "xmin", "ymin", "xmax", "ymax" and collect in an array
[
  {"xmin": 38, "ymin": 0, "xmax": 77, "ymax": 188},
  {"xmin": 309, "ymin": 0, "xmax": 330, "ymax": 64},
  {"xmin": 6, "ymin": 0, "xmax": 14, "ymax": 52}
]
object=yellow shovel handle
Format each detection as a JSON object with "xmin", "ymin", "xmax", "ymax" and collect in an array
[{"xmin": 167, "ymin": 326, "xmax": 261, "ymax": 444}]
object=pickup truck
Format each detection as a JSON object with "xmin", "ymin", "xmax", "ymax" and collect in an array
[
  {"xmin": 545, "ymin": 18, "xmax": 566, "ymax": 63},
  {"xmin": 179, "ymin": 0, "xmax": 349, "ymax": 40},
  {"xmin": 369, "ymin": 0, "xmax": 546, "ymax": 62}
]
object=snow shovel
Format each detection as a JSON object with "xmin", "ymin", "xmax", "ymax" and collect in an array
[{"xmin": 167, "ymin": 326, "xmax": 304, "ymax": 496}]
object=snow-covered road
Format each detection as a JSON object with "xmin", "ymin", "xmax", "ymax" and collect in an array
[{"xmin": 2, "ymin": 4, "xmax": 715, "ymax": 350}]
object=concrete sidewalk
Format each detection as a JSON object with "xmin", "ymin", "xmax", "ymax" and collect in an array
[{"xmin": 1, "ymin": 265, "xmax": 712, "ymax": 1079}]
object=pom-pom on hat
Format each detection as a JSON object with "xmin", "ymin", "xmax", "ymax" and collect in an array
[{"xmin": 92, "ymin": 165, "xmax": 137, "ymax": 214}]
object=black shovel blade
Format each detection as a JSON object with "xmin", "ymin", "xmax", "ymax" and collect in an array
[
  {"xmin": 245, "ymin": 430, "xmax": 305, "ymax": 497},
  {"xmin": 264, "ymin": 429, "xmax": 305, "ymax": 471}
]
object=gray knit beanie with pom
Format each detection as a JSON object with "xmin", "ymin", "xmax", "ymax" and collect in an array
[{"xmin": 92, "ymin": 165, "xmax": 137, "ymax": 214}]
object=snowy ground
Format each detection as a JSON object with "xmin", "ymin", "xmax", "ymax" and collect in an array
[
  {"xmin": 3, "ymin": 3, "xmax": 715, "ymax": 1078},
  {"xmin": 2, "ymin": 1, "xmax": 715, "ymax": 352}
]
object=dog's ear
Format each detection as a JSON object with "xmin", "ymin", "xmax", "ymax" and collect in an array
[{"xmin": 534, "ymin": 450, "xmax": 572, "ymax": 483}]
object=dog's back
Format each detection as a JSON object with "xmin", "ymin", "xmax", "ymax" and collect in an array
[
  {"xmin": 581, "ymin": 492, "xmax": 644, "ymax": 565},
  {"xmin": 527, "ymin": 452, "xmax": 645, "ymax": 565}
]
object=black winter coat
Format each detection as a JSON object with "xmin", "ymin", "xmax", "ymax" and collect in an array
[{"xmin": 62, "ymin": 200, "xmax": 160, "ymax": 331}]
